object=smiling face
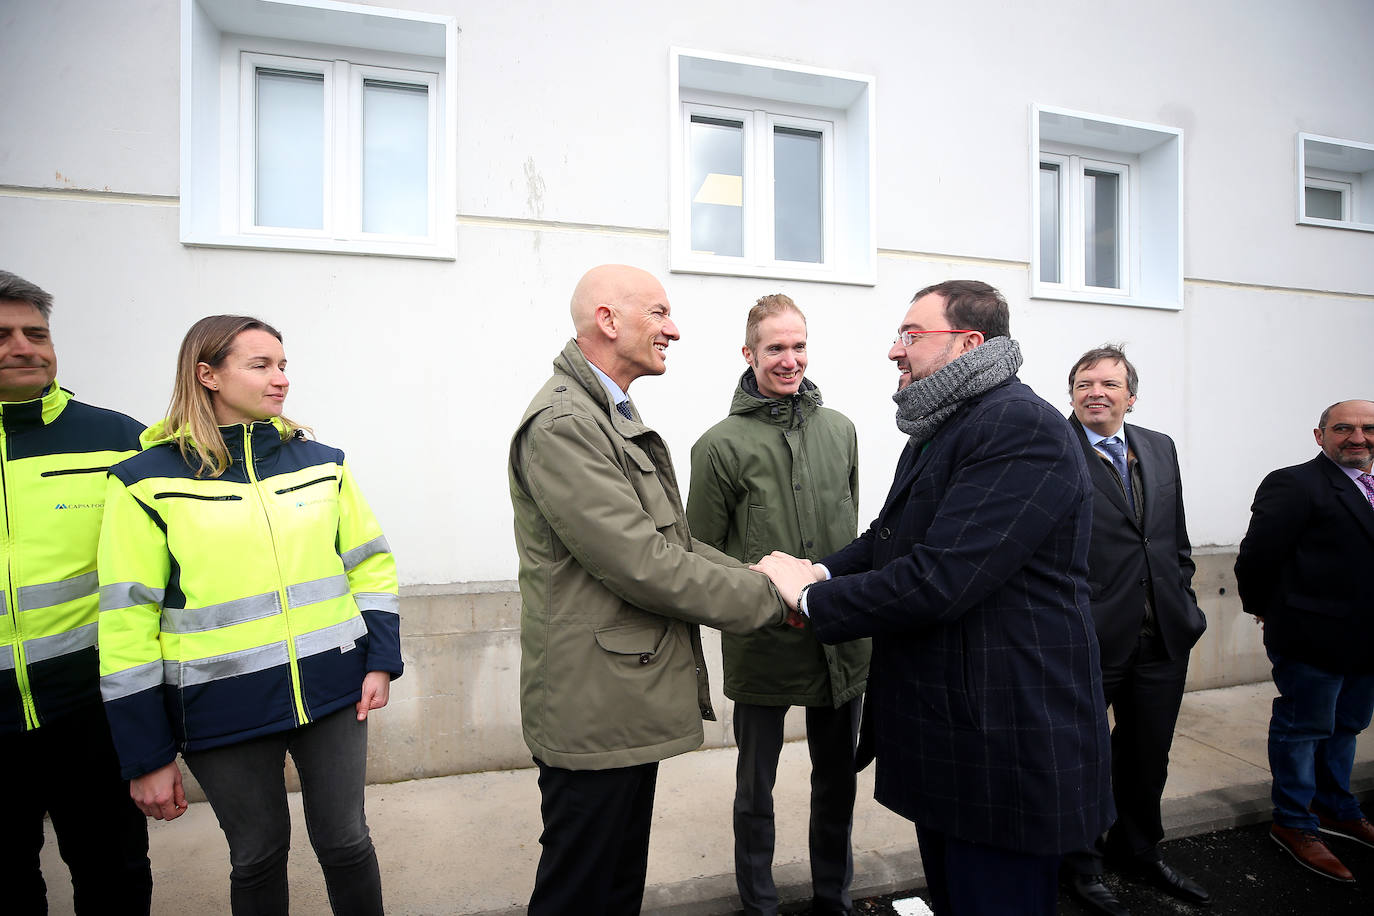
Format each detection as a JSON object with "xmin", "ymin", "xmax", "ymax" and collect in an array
[
  {"xmin": 0, "ymin": 300, "xmax": 57, "ymax": 402},
  {"xmin": 1071, "ymin": 358, "xmax": 1137, "ymax": 436},
  {"xmin": 1316, "ymin": 400, "xmax": 1374, "ymax": 472},
  {"xmin": 745, "ymin": 311, "xmax": 808, "ymax": 399},
  {"xmin": 887, "ymin": 292, "xmax": 980, "ymax": 390},
  {"xmin": 197, "ymin": 328, "xmax": 289, "ymax": 426},
  {"xmin": 610, "ymin": 277, "xmax": 679, "ymax": 387}
]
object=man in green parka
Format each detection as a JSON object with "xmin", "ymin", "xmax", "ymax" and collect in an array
[{"xmin": 687, "ymin": 294, "xmax": 870, "ymax": 916}]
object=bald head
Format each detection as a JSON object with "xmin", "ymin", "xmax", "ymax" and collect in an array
[{"xmin": 569, "ymin": 264, "xmax": 678, "ymax": 392}]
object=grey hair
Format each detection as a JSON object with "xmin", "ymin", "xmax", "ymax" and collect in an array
[{"xmin": 0, "ymin": 270, "xmax": 54, "ymax": 320}]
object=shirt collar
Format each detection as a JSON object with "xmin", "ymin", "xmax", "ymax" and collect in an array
[
  {"xmin": 1084, "ymin": 424, "xmax": 1127, "ymax": 452},
  {"xmin": 1323, "ymin": 451, "xmax": 1371, "ymax": 483},
  {"xmin": 587, "ymin": 361, "xmax": 630, "ymax": 409}
]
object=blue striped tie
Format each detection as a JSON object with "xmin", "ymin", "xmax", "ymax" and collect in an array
[{"xmin": 1101, "ymin": 436, "xmax": 1134, "ymax": 512}]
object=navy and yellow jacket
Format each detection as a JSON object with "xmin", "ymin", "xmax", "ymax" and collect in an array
[
  {"xmin": 1, "ymin": 383, "xmax": 143, "ymax": 734},
  {"xmin": 98, "ymin": 418, "xmax": 401, "ymax": 779}
]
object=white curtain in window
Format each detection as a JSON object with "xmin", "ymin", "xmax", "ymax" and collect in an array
[
  {"xmin": 362, "ymin": 81, "xmax": 429, "ymax": 236},
  {"xmin": 255, "ymin": 69, "xmax": 325, "ymax": 230}
]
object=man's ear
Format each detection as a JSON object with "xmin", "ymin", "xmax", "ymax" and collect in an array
[
  {"xmin": 961, "ymin": 331, "xmax": 986, "ymax": 353},
  {"xmin": 595, "ymin": 304, "xmax": 618, "ymax": 339},
  {"xmin": 741, "ymin": 344, "xmax": 755, "ymax": 367}
]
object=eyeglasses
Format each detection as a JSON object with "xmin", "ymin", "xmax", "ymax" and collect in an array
[
  {"xmin": 1323, "ymin": 424, "xmax": 1374, "ymax": 437},
  {"xmin": 893, "ymin": 329, "xmax": 976, "ymax": 347}
]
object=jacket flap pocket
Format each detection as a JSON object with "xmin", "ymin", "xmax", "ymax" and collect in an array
[
  {"xmin": 622, "ymin": 444, "xmax": 656, "ymax": 473},
  {"xmin": 594, "ymin": 623, "xmax": 668, "ymax": 656}
]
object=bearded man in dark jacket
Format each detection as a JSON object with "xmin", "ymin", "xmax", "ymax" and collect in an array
[
  {"xmin": 753, "ymin": 280, "xmax": 1112, "ymax": 916},
  {"xmin": 688, "ymin": 294, "xmax": 869, "ymax": 916}
]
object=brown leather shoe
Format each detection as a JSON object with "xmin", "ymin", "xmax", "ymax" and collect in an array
[
  {"xmin": 1316, "ymin": 811, "xmax": 1374, "ymax": 850},
  {"xmin": 1270, "ymin": 824, "xmax": 1355, "ymax": 882}
]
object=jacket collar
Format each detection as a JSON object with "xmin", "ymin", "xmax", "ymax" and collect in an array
[
  {"xmin": 730, "ymin": 368, "xmax": 822, "ymax": 430},
  {"xmin": 140, "ymin": 415, "xmax": 293, "ymax": 461},
  {"xmin": 0, "ymin": 381, "xmax": 70, "ymax": 433},
  {"xmin": 1315, "ymin": 453, "xmax": 1374, "ymax": 543},
  {"xmin": 553, "ymin": 338, "xmax": 646, "ymax": 434}
]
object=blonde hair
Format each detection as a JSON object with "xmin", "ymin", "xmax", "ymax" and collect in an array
[
  {"xmin": 164, "ymin": 315, "xmax": 302, "ymax": 477},
  {"xmin": 744, "ymin": 294, "xmax": 806, "ymax": 353}
]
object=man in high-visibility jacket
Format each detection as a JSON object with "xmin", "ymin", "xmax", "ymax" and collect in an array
[{"xmin": 0, "ymin": 270, "xmax": 152, "ymax": 914}]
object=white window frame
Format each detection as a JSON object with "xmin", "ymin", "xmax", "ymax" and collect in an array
[
  {"xmin": 1297, "ymin": 133, "xmax": 1374, "ymax": 232},
  {"xmin": 1039, "ymin": 149, "xmax": 1133, "ymax": 296},
  {"xmin": 1032, "ymin": 105, "xmax": 1182, "ymax": 310},
  {"xmin": 182, "ymin": 0, "xmax": 457, "ymax": 259},
  {"xmin": 680, "ymin": 100, "xmax": 835, "ymax": 267},
  {"xmin": 671, "ymin": 48, "xmax": 876, "ymax": 286}
]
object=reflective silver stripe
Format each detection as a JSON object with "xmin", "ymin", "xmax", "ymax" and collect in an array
[
  {"xmin": 18, "ymin": 572, "xmax": 98, "ymax": 612},
  {"xmin": 296, "ymin": 615, "xmax": 368, "ymax": 660},
  {"xmin": 176, "ymin": 642, "xmax": 290, "ymax": 687},
  {"xmin": 0, "ymin": 644, "xmax": 13, "ymax": 672},
  {"xmin": 161, "ymin": 592, "xmax": 280, "ymax": 634},
  {"xmin": 340, "ymin": 535, "xmax": 391, "ymax": 572},
  {"xmin": 287, "ymin": 574, "xmax": 350, "ymax": 609},
  {"xmin": 0, "ymin": 592, "xmax": 7, "ymax": 617},
  {"xmin": 354, "ymin": 592, "xmax": 400, "ymax": 615},
  {"xmin": 101, "ymin": 659, "xmax": 164, "ymax": 701},
  {"xmin": 23, "ymin": 622, "xmax": 98, "ymax": 664},
  {"xmin": 100, "ymin": 582, "xmax": 166, "ymax": 612}
]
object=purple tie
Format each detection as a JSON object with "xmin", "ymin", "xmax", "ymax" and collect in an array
[{"xmin": 1358, "ymin": 473, "xmax": 1374, "ymax": 509}]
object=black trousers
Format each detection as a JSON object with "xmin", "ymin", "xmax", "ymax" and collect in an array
[
  {"xmin": 1065, "ymin": 627, "xmax": 1189, "ymax": 875},
  {"xmin": 915, "ymin": 823, "xmax": 1059, "ymax": 916},
  {"xmin": 528, "ymin": 758, "xmax": 659, "ymax": 916},
  {"xmin": 733, "ymin": 700, "xmax": 861, "ymax": 916},
  {"xmin": 1, "ymin": 703, "xmax": 152, "ymax": 915}
]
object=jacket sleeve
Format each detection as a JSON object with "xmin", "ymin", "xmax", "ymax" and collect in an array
[
  {"xmin": 336, "ymin": 460, "xmax": 402, "ymax": 678},
  {"xmin": 97, "ymin": 473, "xmax": 178, "ymax": 779},
  {"xmin": 1235, "ymin": 467, "xmax": 1309, "ymax": 619},
  {"xmin": 519, "ymin": 410, "xmax": 785, "ymax": 634},
  {"xmin": 810, "ymin": 399, "xmax": 1083, "ymax": 641},
  {"xmin": 1167, "ymin": 436, "xmax": 1199, "ymax": 607},
  {"xmin": 685, "ymin": 435, "xmax": 735, "ymax": 555}
]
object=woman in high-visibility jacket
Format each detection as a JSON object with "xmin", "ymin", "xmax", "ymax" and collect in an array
[{"xmin": 98, "ymin": 315, "xmax": 402, "ymax": 916}]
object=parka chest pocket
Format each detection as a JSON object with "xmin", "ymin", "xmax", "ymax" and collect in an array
[
  {"xmin": 594, "ymin": 622, "xmax": 669, "ymax": 665},
  {"xmin": 623, "ymin": 444, "xmax": 677, "ymax": 530}
]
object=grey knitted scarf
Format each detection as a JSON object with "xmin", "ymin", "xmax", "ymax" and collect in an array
[{"xmin": 892, "ymin": 337, "xmax": 1023, "ymax": 442}]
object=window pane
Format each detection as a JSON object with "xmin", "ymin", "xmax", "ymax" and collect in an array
[
  {"xmin": 689, "ymin": 116, "xmax": 744, "ymax": 257},
  {"xmin": 363, "ymin": 80, "xmax": 429, "ymax": 236},
  {"xmin": 1039, "ymin": 163, "xmax": 1061, "ymax": 284},
  {"xmin": 1083, "ymin": 168, "xmax": 1120, "ymax": 289},
  {"xmin": 773, "ymin": 126, "xmax": 823, "ymax": 263},
  {"xmin": 255, "ymin": 69, "xmax": 324, "ymax": 230},
  {"xmin": 1305, "ymin": 185, "xmax": 1344, "ymax": 221}
]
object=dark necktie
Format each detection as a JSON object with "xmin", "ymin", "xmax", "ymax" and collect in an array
[
  {"xmin": 1101, "ymin": 436, "xmax": 1135, "ymax": 512},
  {"xmin": 616, "ymin": 400, "xmax": 634, "ymax": 421}
]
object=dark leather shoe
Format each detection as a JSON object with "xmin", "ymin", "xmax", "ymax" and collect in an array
[
  {"xmin": 1270, "ymin": 823, "xmax": 1355, "ymax": 883},
  {"xmin": 1316, "ymin": 811, "xmax": 1374, "ymax": 850},
  {"xmin": 1068, "ymin": 874, "xmax": 1130, "ymax": 916},
  {"xmin": 1129, "ymin": 858, "xmax": 1211, "ymax": 905}
]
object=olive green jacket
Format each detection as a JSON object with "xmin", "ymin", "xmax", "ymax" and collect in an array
[
  {"xmin": 687, "ymin": 371, "xmax": 870, "ymax": 708},
  {"xmin": 509, "ymin": 341, "xmax": 788, "ymax": 770}
]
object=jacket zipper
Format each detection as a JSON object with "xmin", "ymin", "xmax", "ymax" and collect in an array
[
  {"xmin": 242, "ymin": 426, "xmax": 309, "ymax": 727},
  {"xmin": 0, "ymin": 423, "xmax": 41, "ymax": 729}
]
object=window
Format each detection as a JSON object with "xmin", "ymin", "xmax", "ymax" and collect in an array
[
  {"xmin": 1032, "ymin": 106, "xmax": 1182, "ymax": 310},
  {"xmin": 1297, "ymin": 133, "xmax": 1374, "ymax": 232},
  {"xmin": 671, "ymin": 49, "xmax": 875, "ymax": 285},
  {"xmin": 182, "ymin": 0, "xmax": 457, "ymax": 258}
]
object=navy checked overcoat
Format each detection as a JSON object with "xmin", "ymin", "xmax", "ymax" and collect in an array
[{"xmin": 808, "ymin": 377, "xmax": 1114, "ymax": 855}]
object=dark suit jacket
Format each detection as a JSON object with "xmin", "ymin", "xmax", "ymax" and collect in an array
[
  {"xmin": 1071, "ymin": 418, "xmax": 1207, "ymax": 671},
  {"xmin": 808, "ymin": 377, "xmax": 1113, "ymax": 855},
  {"xmin": 1236, "ymin": 454, "xmax": 1374, "ymax": 674}
]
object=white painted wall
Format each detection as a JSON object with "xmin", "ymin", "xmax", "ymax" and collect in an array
[{"xmin": 2, "ymin": 0, "xmax": 1372, "ymax": 588}]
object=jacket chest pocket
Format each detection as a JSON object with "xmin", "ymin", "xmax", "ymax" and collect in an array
[{"xmin": 623, "ymin": 444, "xmax": 677, "ymax": 530}]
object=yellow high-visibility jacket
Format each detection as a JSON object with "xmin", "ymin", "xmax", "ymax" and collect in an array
[
  {"xmin": 98, "ymin": 418, "xmax": 401, "ymax": 779},
  {"xmin": 1, "ymin": 383, "xmax": 143, "ymax": 734}
]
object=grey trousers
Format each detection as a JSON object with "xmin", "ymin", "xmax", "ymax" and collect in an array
[{"xmin": 732, "ymin": 699, "xmax": 862, "ymax": 916}]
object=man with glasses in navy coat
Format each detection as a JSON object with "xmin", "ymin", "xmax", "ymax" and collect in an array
[{"xmin": 754, "ymin": 280, "xmax": 1112, "ymax": 916}]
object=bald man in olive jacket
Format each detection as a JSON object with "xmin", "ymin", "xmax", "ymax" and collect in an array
[{"xmin": 510, "ymin": 265, "xmax": 790, "ymax": 916}]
